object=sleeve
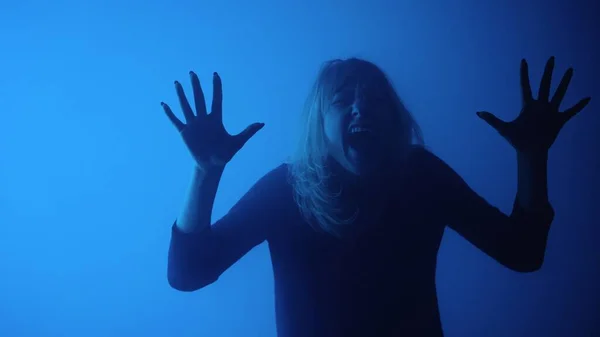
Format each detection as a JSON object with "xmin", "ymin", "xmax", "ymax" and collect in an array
[
  {"xmin": 412, "ymin": 147, "xmax": 554, "ymax": 272},
  {"xmin": 167, "ymin": 164, "xmax": 289, "ymax": 291}
]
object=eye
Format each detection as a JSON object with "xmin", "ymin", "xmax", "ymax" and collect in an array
[
  {"xmin": 331, "ymin": 96, "xmax": 345, "ymax": 106},
  {"xmin": 332, "ymin": 92, "xmax": 352, "ymax": 107}
]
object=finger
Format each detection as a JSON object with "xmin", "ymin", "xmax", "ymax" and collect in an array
[
  {"xmin": 520, "ymin": 59, "xmax": 534, "ymax": 105},
  {"xmin": 550, "ymin": 68, "xmax": 573, "ymax": 108},
  {"xmin": 562, "ymin": 97, "xmax": 591, "ymax": 123},
  {"xmin": 538, "ymin": 56, "xmax": 555, "ymax": 102},
  {"xmin": 211, "ymin": 72, "xmax": 223, "ymax": 121},
  {"xmin": 476, "ymin": 111, "xmax": 507, "ymax": 134},
  {"xmin": 190, "ymin": 71, "xmax": 207, "ymax": 116},
  {"xmin": 175, "ymin": 81, "xmax": 195, "ymax": 122},
  {"xmin": 234, "ymin": 122, "xmax": 265, "ymax": 148},
  {"xmin": 161, "ymin": 102, "xmax": 185, "ymax": 131}
]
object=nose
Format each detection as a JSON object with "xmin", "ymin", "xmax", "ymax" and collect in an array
[
  {"xmin": 351, "ymin": 104, "xmax": 362, "ymax": 117},
  {"xmin": 351, "ymin": 96, "xmax": 368, "ymax": 118},
  {"xmin": 351, "ymin": 84, "xmax": 368, "ymax": 115}
]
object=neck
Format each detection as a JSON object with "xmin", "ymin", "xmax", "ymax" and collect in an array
[{"xmin": 328, "ymin": 160, "xmax": 393, "ymax": 212}]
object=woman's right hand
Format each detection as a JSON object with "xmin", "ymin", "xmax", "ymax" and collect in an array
[{"xmin": 161, "ymin": 71, "xmax": 264, "ymax": 171}]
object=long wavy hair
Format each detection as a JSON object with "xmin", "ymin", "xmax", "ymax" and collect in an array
[{"xmin": 288, "ymin": 58, "xmax": 424, "ymax": 237}]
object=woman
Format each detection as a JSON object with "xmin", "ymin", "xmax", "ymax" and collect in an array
[{"xmin": 162, "ymin": 57, "xmax": 590, "ymax": 337}]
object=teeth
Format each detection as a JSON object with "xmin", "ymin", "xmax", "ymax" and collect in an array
[{"xmin": 350, "ymin": 127, "xmax": 370, "ymax": 133}]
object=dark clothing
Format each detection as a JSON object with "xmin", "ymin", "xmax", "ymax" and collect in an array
[{"xmin": 167, "ymin": 146, "xmax": 554, "ymax": 337}]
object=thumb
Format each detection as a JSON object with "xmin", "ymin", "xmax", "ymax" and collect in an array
[
  {"xmin": 476, "ymin": 111, "xmax": 507, "ymax": 133},
  {"xmin": 234, "ymin": 122, "xmax": 265, "ymax": 148}
]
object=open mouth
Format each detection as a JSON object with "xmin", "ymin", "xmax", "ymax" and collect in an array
[
  {"xmin": 349, "ymin": 126, "xmax": 372, "ymax": 134},
  {"xmin": 347, "ymin": 126, "xmax": 375, "ymax": 145}
]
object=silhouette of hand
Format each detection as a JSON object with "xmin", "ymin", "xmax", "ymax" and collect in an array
[
  {"xmin": 162, "ymin": 72, "xmax": 264, "ymax": 170},
  {"xmin": 477, "ymin": 57, "xmax": 591, "ymax": 154}
]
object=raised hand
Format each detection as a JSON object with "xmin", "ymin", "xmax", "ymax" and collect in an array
[
  {"xmin": 161, "ymin": 72, "xmax": 264, "ymax": 170},
  {"xmin": 477, "ymin": 57, "xmax": 591, "ymax": 153}
]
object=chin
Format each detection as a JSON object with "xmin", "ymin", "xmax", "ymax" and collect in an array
[
  {"xmin": 351, "ymin": 160, "xmax": 383, "ymax": 176},
  {"xmin": 334, "ymin": 148, "xmax": 385, "ymax": 177}
]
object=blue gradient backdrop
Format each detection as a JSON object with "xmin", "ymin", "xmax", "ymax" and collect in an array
[{"xmin": 0, "ymin": 0, "xmax": 598, "ymax": 336}]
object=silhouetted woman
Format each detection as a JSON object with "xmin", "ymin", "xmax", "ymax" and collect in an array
[{"xmin": 162, "ymin": 57, "xmax": 590, "ymax": 337}]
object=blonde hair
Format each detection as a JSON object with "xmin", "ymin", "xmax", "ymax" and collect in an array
[{"xmin": 288, "ymin": 58, "xmax": 424, "ymax": 237}]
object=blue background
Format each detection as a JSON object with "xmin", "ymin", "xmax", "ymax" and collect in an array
[{"xmin": 1, "ymin": 0, "xmax": 598, "ymax": 336}]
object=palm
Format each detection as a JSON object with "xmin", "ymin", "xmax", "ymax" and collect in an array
[
  {"xmin": 161, "ymin": 72, "xmax": 264, "ymax": 169},
  {"xmin": 477, "ymin": 57, "xmax": 591, "ymax": 153}
]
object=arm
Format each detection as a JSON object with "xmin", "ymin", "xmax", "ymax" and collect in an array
[
  {"xmin": 516, "ymin": 151, "xmax": 549, "ymax": 210},
  {"xmin": 449, "ymin": 56, "xmax": 590, "ymax": 272},
  {"xmin": 176, "ymin": 166, "xmax": 224, "ymax": 234},
  {"xmin": 416, "ymin": 147, "xmax": 554, "ymax": 272},
  {"xmin": 161, "ymin": 70, "xmax": 270, "ymax": 291},
  {"xmin": 168, "ymin": 164, "xmax": 286, "ymax": 291}
]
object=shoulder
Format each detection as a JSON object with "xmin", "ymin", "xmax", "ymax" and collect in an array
[
  {"xmin": 228, "ymin": 163, "xmax": 295, "ymax": 219},
  {"xmin": 404, "ymin": 145, "xmax": 462, "ymax": 187},
  {"xmin": 248, "ymin": 163, "xmax": 292, "ymax": 193},
  {"xmin": 258, "ymin": 163, "xmax": 290, "ymax": 182},
  {"xmin": 406, "ymin": 145, "xmax": 448, "ymax": 172},
  {"xmin": 241, "ymin": 163, "xmax": 298, "ymax": 208}
]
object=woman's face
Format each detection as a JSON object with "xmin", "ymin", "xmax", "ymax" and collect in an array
[{"xmin": 322, "ymin": 69, "xmax": 397, "ymax": 178}]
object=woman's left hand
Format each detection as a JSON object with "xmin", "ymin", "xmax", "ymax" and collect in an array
[{"xmin": 477, "ymin": 57, "xmax": 591, "ymax": 154}]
